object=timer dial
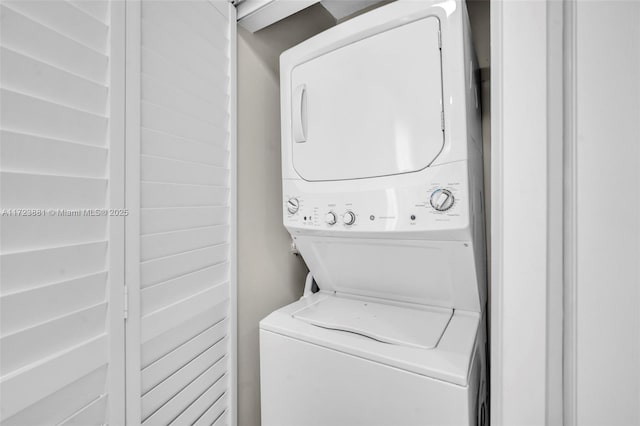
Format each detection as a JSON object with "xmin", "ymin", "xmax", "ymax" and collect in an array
[
  {"xmin": 430, "ymin": 189, "xmax": 455, "ymax": 211},
  {"xmin": 287, "ymin": 198, "xmax": 300, "ymax": 214}
]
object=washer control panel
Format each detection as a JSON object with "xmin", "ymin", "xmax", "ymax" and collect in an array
[
  {"xmin": 283, "ymin": 165, "xmax": 472, "ymax": 234},
  {"xmin": 284, "ymin": 187, "xmax": 465, "ymax": 231}
]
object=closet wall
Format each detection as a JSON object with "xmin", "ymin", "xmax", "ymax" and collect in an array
[
  {"xmin": 566, "ymin": 2, "xmax": 640, "ymax": 423},
  {"xmin": 236, "ymin": 5, "xmax": 334, "ymax": 426}
]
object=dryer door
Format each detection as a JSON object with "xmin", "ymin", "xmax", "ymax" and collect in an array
[{"xmin": 290, "ymin": 16, "xmax": 444, "ymax": 181}]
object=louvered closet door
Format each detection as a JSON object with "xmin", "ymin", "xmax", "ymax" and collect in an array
[
  {"xmin": 125, "ymin": 1, "xmax": 237, "ymax": 425},
  {"xmin": 0, "ymin": 1, "xmax": 125, "ymax": 425}
]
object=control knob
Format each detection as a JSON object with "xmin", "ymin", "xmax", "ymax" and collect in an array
[
  {"xmin": 325, "ymin": 211, "xmax": 337, "ymax": 225},
  {"xmin": 343, "ymin": 211, "xmax": 356, "ymax": 225},
  {"xmin": 287, "ymin": 198, "xmax": 299, "ymax": 214},
  {"xmin": 430, "ymin": 189, "xmax": 455, "ymax": 211}
]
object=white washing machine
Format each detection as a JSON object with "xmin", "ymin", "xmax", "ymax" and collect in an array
[{"xmin": 260, "ymin": 1, "xmax": 487, "ymax": 425}]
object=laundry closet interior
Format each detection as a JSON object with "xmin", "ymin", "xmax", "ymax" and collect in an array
[
  {"xmin": 238, "ymin": 2, "xmax": 490, "ymax": 424},
  {"xmin": 0, "ymin": 0, "xmax": 491, "ymax": 425}
]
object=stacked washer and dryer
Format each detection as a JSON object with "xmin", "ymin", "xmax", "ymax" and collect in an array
[{"xmin": 260, "ymin": 1, "xmax": 487, "ymax": 425}]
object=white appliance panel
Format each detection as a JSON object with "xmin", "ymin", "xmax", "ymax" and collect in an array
[
  {"xmin": 290, "ymin": 16, "xmax": 444, "ymax": 181},
  {"xmin": 295, "ymin": 237, "xmax": 481, "ymax": 311},
  {"xmin": 292, "ymin": 294, "xmax": 453, "ymax": 349},
  {"xmin": 260, "ymin": 293, "xmax": 482, "ymax": 385},
  {"xmin": 266, "ymin": 1, "xmax": 488, "ymax": 424},
  {"xmin": 260, "ymin": 329, "xmax": 479, "ymax": 426},
  {"xmin": 284, "ymin": 160, "xmax": 471, "ymax": 237}
]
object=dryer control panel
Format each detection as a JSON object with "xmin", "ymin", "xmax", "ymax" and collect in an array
[{"xmin": 283, "ymin": 161, "xmax": 474, "ymax": 239}]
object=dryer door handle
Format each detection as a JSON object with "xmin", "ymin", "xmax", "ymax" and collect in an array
[{"xmin": 293, "ymin": 84, "xmax": 307, "ymax": 143}]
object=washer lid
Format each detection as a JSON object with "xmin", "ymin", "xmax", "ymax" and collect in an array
[
  {"xmin": 292, "ymin": 294, "xmax": 452, "ymax": 350},
  {"xmin": 290, "ymin": 16, "xmax": 444, "ymax": 181}
]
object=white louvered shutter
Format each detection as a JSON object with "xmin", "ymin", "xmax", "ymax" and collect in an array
[
  {"xmin": 125, "ymin": 1, "xmax": 236, "ymax": 425},
  {"xmin": 0, "ymin": 0, "xmax": 125, "ymax": 425}
]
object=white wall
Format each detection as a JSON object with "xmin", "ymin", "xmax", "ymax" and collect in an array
[
  {"xmin": 492, "ymin": 1, "xmax": 640, "ymax": 424},
  {"xmin": 490, "ymin": 1, "xmax": 564, "ymax": 424},
  {"xmin": 237, "ymin": 35, "xmax": 308, "ymax": 426},
  {"xmin": 565, "ymin": 2, "xmax": 640, "ymax": 424},
  {"xmin": 236, "ymin": 5, "xmax": 334, "ymax": 426}
]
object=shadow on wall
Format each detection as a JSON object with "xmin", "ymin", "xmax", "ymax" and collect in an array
[
  {"xmin": 236, "ymin": 4, "xmax": 335, "ymax": 426},
  {"xmin": 239, "ymin": 3, "xmax": 335, "ymax": 78}
]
